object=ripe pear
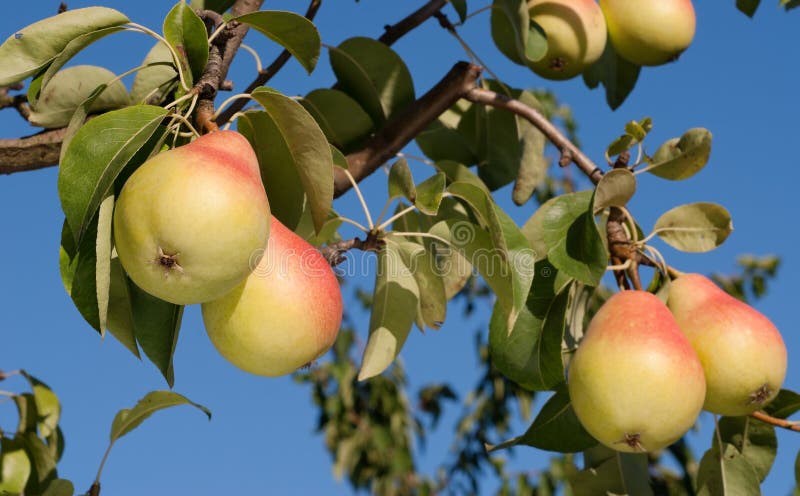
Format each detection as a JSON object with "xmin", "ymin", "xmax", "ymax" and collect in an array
[
  {"xmin": 668, "ymin": 274, "xmax": 787, "ymax": 416},
  {"xmin": 600, "ymin": 0, "xmax": 696, "ymax": 66},
  {"xmin": 568, "ymin": 291, "xmax": 705, "ymax": 452},
  {"xmin": 201, "ymin": 217, "xmax": 343, "ymax": 377},
  {"xmin": 527, "ymin": 0, "xmax": 607, "ymax": 80},
  {"xmin": 113, "ymin": 130, "xmax": 270, "ymax": 305}
]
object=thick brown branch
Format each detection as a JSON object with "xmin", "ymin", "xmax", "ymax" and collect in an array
[
  {"xmin": 751, "ymin": 411, "xmax": 800, "ymax": 432},
  {"xmin": 464, "ymin": 87, "xmax": 604, "ymax": 185},
  {"xmin": 0, "ymin": 128, "xmax": 67, "ymax": 174},
  {"xmin": 194, "ymin": 0, "xmax": 264, "ymax": 132},
  {"xmin": 334, "ymin": 62, "xmax": 482, "ymax": 198},
  {"xmin": 378, "ymin": 0, "xmax": 447, "ymax": 46},
  {"xmin": 215, "ymin": 0, "xmax": 322, "ymax": 125}
]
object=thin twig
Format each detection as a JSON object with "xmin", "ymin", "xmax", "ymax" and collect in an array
[
  {"xmin": 319, "ymin": 234, "xmax": 384, "ymax": 266},
  {"xmin": 750, "ymin": 411, "xmax": 800, "ymax": 432},
  {"xmin": 378, "ymin": 0, "xmax": 447, "ymax": 46},
  {"xmin": 463, "ymin": 87, "xmax": 604, "ymax": 184}
]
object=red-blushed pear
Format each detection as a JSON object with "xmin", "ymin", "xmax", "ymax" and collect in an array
[
  {"xmin": 113, "ymin": 130, "xmax": 270, "ymax": 305},
  {"xmin": 600, "ymin": 0, "xmax": 696, "ymax": 66},
  {"xmin": 527, "ymin": 0, "xmax": 607, "ymax": 80},
  {"xmin": 568, "ymin": 291, "xmax": 706, "ymax": 453},
  {"xmin": 668, "ymin": 273, "xmax": 787, "ymax": 416},
  {"xmin": 201, "ymin": 217, "xmax": 343, "ymax": 377}
]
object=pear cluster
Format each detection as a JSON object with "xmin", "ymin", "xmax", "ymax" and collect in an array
[
  {"xmin": 113, "ymin": 131, "xmax": 343, "ymax": 376},
  {"xmin": 499, "ymin": 0, "xmax": 697, "ymax": 81},
  {"xmin": 568, "ymin": 275, "xmax": 787, "ymax": 453}
]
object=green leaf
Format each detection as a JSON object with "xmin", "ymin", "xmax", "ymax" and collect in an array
[
  {"xmin": 299, "ymin": 89, "xmax": 374, "ymax": 152},
  {"xmin": 388, "ymin": 159, "xmax": 416, "ymax": 202},
  {"xmin": 130, "ymin": 42, "xmax": 178, "ymax": 105},
  {"xmin": 21, "ymin": 433, "xmax": 58, "ymax": 494},
  {"xmin": 28, "ymin": 65, "xmax": 129, "ymax": 128},
  {"xmin": 512, "ymin": 110, "xmax": 548, "ymax": 206},
  {"xmin": 489, "ymin": 268, "xmax": 571, "ymax": 390},
  {"xmin": 358, "ymin": 244, "xmax": 420, "ymax": 380},
  {"xmin": 245, "ymin": 87, "xmax": 334, "ymax": 233},
  {"xmin": 95, "ymin": 195, "xmax": 114, "ymax": 336},
  {"xmin": 236, "ymin": 11, "xmax": 321, "ymax": 73},
  {"xmin": 605, "ymin": 117, "xmax": 653, "ymax": 158},
  {"xmin": 541, "ymin": 190, "xmax": 608, "ymax": 286},
  {"xmin": 58, "ymin": 105, "xmax": 168, "ymax": 245},
  {"xmin": 0, "ymin": 437, "xmax": 31, "ymax": 494},
  {"xmin": 570, "ymin": 447, "xmax": 653, "ymax": 495},
  {"xmin": 647, "ymin": 128, "xmax": 713, "ymax": 180},
  {"xmin": 414, "ymin": 173, "xmax": 446, "ymax": 216},
  {"xmin": 106, "ymin": 258, "xmax": 141, "ymax": 358},
  {"xmin": 329, "ymin": 37, "xmax": 415, "ymax": 124},
  {"xmin": 19, "ymin": 372, "xmax": 61, "ymax": 439},
  {"xmin": 583, "ymin": 41, "xmax": 641, "ymax": 110},
  {"xmin": 717, "ymin": 416, "xmax": 776, "ymax": 482},
  {"xmin": 450, "ymin": 0, "xmax": 468, "ymax": 23},
  {"xmin": 435, "ymin": 160, "xmax": 491, "ymax": 194},
  {"xmin": 0, "ymin": 7, "xmax": 129, "ymax": 86},
  {"xmin": 697, "ymin": 442, "xmax": 762, "ymax": 496},
  {"xmin": 444, "ymin": 181, "xmax": 536, "ymax": 330},
  {"xmin": 736, "ymin": 0, "xmax": 760, "ymax": 17},
  {"xmin": 415, "ymin": 100, "xmax": 478, "ymax": 166},
  {"xmin": 394, "ymin": 240, "xmax": 447, "ymax": 330},
  {"xmin": 127, "ymin": 279, "xmax": 184, "ymax": 387},
  {"xmin": 763, "ymin": 389, "xmax": 800, "ymax": 418},
  {"xmin": 490, "ymin": 0, "xmax": 533, "ymax": 65},
  {"xmin": 593, "ymin": 168, "xmax": 637, "ymax": 213},
  {"xmin": 60, "ymin": 218, "xmax": 101, "ymax": 331},
  {"xmin": 41, "ymin": 479, "xmax": 74, "ymax": 496},
  {"xmin": 653, "ymin": 202, "xmax": 733, "ymax": 253},
  {"xmin": 13, "ymin": 394, "xmax": 38, "ymax": 434},
  {"xmin": 109, "ymin": 391, "xmax": 210, "ymax": 442},
  {"xmin": 163, "ymin": 1, "xmax": 209, "ymax": 84}
]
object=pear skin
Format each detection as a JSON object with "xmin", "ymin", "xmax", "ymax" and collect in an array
[
  {"xmin": 527, "ymin": 0, "xmax": 607, "ymax": 80},
  {"xmin": 568, "ymin": 290, "xmax": 706, "ymax": 452},
  {"xmin": 114, "ymin": 131, "xmax": 270, "ymax": 305},
  {"xmin": 668, "ymin": 273, "xmax": 787, "ymax": 416},
  {"xmin": 600, "ymin": 0, "xmax": 696, "ymax": 66},
  {"xmin": 202, "ymin": 217, "xmax": 343, "ymax": 377}
]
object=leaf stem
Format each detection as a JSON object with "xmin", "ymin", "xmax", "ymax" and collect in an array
[
  {"xmin": 127, "ymin": 23, "xmax": 191, "ymax": 92},
  {"xmin": 341, "ymin": 168, "xmax": 374, "ymax": 229},
  {"xmin": 238, "ymin": 44, "xmax": 263, "ymax": 73},
  {"xmin": 211, "ymin": 93, "xmax": 258, "ymax": 122},
  {"xmin": 750, "ymin": 411, "xmax": 800, "ymax": 432},
  {"xmin": 336, "ymin": 216, "xmax": 369, "ymax": 233},
  {"xmin": 376, "ymin": 205, "xmax": 418, "ymax": 231}
]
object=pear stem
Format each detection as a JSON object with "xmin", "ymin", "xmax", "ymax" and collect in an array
[
  {"xmin": 750, "ymin": 411, "xmax": 800, "ymax": 432},
  {"xmin": 238, "ymin": 44, "xmax": 263, "ymax": 73}
]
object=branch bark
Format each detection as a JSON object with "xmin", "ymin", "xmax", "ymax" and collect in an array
[
  {"xmin": 334, "ymin": 62, "xmax": 482, "ymax": 198},
  {"xmin": 0, "ymin": 128, "xmax": 68, "ymax": 175}
]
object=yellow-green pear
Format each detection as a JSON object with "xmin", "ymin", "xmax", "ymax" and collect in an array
[
  {"xmin": 668, "ymin": 274, "xmax": 787, "ymax": 416},
  {"xmin": 568, "ymin": 291, "xmax": 706, "ymax": 452},
  {"xmin": 600, "ymin": 0, "xmax": 696, "ymax": 66},
  {"xmin": 113, "ymin": 130, "xmax": 270, "ymax": 305},
  {"xmin": 201, "ymin": 217, "xmax": 343, "ymax": 377},
  {"xmin": 527, "ymin": 0, "xmax": 608, "ymax": 80}
]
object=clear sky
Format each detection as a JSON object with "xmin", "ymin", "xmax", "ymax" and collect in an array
[{"xmin": 0, "ymin": 1, "xmax": 798, "ymax": 494}]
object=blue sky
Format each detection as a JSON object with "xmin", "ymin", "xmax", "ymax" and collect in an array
[{"xmin": 0, "ymin": 1, "xmax": 798, "ymax": 494}]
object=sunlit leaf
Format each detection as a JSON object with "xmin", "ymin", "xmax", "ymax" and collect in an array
[
  {"xmin": 395, "ymin": 240, "xmax": 446, "ymax": 330},
  {"xmin": 109, "ymin": 390, "xmax": 210, "ymax": 441},
  {"xmin": 163, "ymin": 2, "xmax": 208, "ymax": 84},
  {"xmin": 0, "ymin": 7, "xmax": 129, "ymax": 86},
  {"xmin": 654, "ymin": 202, "xmax": 733, "ymax": 253},
  {"xmin": 387, "ymin": 159, "xmax": 416, "ymax": 202},
  {"xmin": 300, "ymin": 89, "xmax": 374, "ymax": 152},
  {"xmin": 236, "ymin": 11, "xmax": 321, "ymax": 73},
  {"xmin": 358, "ymin": 244, "xmax": 419, "ymax": 380},
  {"xmin": 58, "ymin": 105, "xmax": 168, "ymax": 245},
  {"xmin": 593, "ymin": 168, "xmax": 636, "ymax": 212},
  {"xmin": 717, "ymin": 416, "xmax": 776, "ymax": 482},
  {"xmin": 130, "ymin": 42, "xmax": 178, "ymax": 105},
  {"xmin": 0, "ymin": 437, "xmax": 31, "ymax": 494}
]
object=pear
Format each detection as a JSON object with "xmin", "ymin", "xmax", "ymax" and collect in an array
[
  {"xmin": 600, "ymin": 0, "xmax": 696, "ymax": 66},
  {"xmin": 113, "ymin": 131, "xmax": 270, "ymax": 305},
  {"xmin": 568, "ymin": 290, "xmax": 706, "ymax": 452},
  {"xmin": 668, "ymin": 274, "xmax": 787, "ymax": 416},
  {"xmin": 201, "ymin": 217, "xmax": 343, "ymax": 377},
  {"xmin": 527, "ymin": 0, "xmax": 608, "ymax": 80}
]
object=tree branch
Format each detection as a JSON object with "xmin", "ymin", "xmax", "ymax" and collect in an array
[
  {"xmin": 750, "ymin": 411, "xmax": 800, "ymax": 432},
  {"xmin": 0, "ymin": 128, "xmax": 68, "ymax": 175},
  {"xmin": 463, "ymin": 87, "xmax": 604, "ymax": 185},
  {"xmin": 334, "ymin": 62, "xmax": 482, "ymax": 198},
  {"xmin": 215, "ymin": 0, "xmax": 322, "ymax": 125},
  {"xmin": 378, "ymin": 0, "xmax": 448, "ymax": 46},
  {"xmin": 319, "ymin": 233, "xmax": 385, "ymax": 266},
  {"xmin": 194, "ymin": 0, "xmax": 264, "ymax": 133}
]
